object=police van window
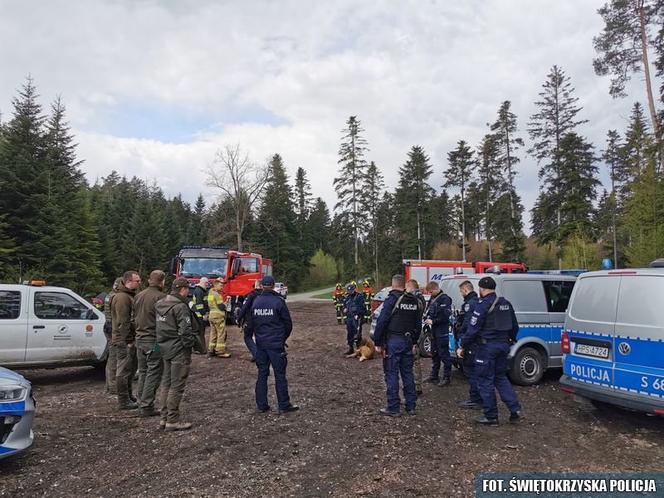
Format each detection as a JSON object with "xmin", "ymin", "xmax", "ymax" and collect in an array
[
  {"xmin": 502, "ymin": 281, "xmax": 547, "ymax": 312},
  {"xmin": 616, "ymin": 276, "xmax": 664, "ymax": 329},
  {"xmin": 542, "ymin": 280, "xmax": 575, "ymax": 313},
  {"xmin": 0, "ymin": 291, "xmax": 21, "ymax": 319},
  {"xmin": 34, "ymin": 292, "xmax": 90, "ymax": 320},
  {"xmin": 240, "ymin": 258, "xmax": 258, "ymax": 273},
  {"xmin": 569, "ymin": 277, "xmax": 619, "ymax": 323}
]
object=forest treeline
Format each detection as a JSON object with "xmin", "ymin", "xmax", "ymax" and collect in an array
[{"xmin": 1, "ymin": 1, "xmax": 664, "ymax": 293}]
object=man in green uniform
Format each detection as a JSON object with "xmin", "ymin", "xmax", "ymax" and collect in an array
[
  {"xmin": 111, "ymin": 270, "xmax": 141, "ymax": 410},
  {"xmin": 155, "ymin": 277, "xmax": 198, "ymax": 431},
  {"xmin": 134, "ymin": 270, "xmax": 166, "ymax": 417},
  {"xmin": 103, "ymin": 277, "xmax": 122, "ymax": 395}
]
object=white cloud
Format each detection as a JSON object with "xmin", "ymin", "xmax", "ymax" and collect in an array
[{"xmin": 1, "ymin": 0, "xmax": 655, "ymax": 229}]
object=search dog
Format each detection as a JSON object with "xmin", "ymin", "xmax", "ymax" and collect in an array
[{"xmin": 345, "ymin": 336, "xmax": 375, "ymax": 362}]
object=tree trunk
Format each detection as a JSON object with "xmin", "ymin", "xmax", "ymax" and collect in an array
[
  {"xmin": 636, "ymin": 1, "xmax": 663, "ymax": 170},
  {"xmin": 461, "ymin": 187, "xmax": 466, "ymax": 261},
  {"xmin": 416, "ymin": 210, "xmax": 422, "ymax": 260},
  {"xmin": 236, "ymin": 209, "xmax": 242, "ymax": 251}
]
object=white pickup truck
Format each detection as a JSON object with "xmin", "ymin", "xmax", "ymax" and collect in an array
[{"xmin": 0, "ymin": 282, "xmax": 107, "ymax": 369}]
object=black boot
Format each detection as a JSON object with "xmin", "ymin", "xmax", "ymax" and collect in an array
[{"xmin": 345, "ymin": 346, "xmax": 354, "ymax": 355}]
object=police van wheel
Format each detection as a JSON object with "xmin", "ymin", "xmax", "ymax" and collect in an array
[{"xmin": 509, "ymin": 347, "xmax": 544, "ymax": 386}]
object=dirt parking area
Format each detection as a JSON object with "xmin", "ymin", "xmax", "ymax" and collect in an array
[{"xmin": 1, "ymin": 301, "xmax": 663, "ymax": 497}]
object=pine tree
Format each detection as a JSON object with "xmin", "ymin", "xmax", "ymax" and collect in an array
[
  {"xmin": 444, "ymin": 141, "xmax": 474, "ymax": 261},
  {"xmin": 528, "ymin": 66, "xmax": 587, "ymax": 264},
  {"xmin": 334, "ymin": 116, "xmax": 369, "ymax": 269},
  {"xmin": 594, "ymin": 0, "xmax": 662, "ymax": 149}
]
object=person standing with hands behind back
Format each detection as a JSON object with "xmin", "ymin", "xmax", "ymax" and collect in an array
[{"xmin": 250, "ymin": 276, "xmax": 298, "ymax": 414}]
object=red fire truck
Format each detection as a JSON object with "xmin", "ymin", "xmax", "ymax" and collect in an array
[
  {"xmin": 171, "ymin": 246, "xmax": 273, "ymax": 318},
  {"xmin": 403, "ymin": 259, "xmax": 527, "ymax": 287}
]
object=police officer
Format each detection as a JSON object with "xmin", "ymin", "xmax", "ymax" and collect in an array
[
  {"xmin": 155, "ymin": 277, "xmax": 199, "ymax": 431},
  {"xmin": 343, "ymin": 283, "xmax": 365, "ymax": 355},
  {"xmin": 133, "ymin": 270, "xmax": 166, "ymax": 417},
  {"xmin": 455, "ymin": 280, "xmax": 481, "ymax": 408},
  {"xmin": 250, "ymin": 276, "xmax": 298, "ymax": 414},
  {"xmin": 459, "ymin": 276, "xmax": 522, "ymax": 425},
  {"xmin": 374, "ymin": 274, "xmax": 423, "ymax": 417},
  {"xmin": 424, "ymin": 281, "xmax": 453, "ymax": 387},
  {"xmin": 103, "ymin": 277, "xmax": 123, "ymax": 395},
  {"xmin": 237, "ymin": 280, "xmax": 261, "ymax": 362},
  {"xmin": 405, "ymin": 279, "xmax": 426, "ymax": 396},
  {"xmin": 191, "ymin": 277, "xmax": 209, "ymax": 321}
]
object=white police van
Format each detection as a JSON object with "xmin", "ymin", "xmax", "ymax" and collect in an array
[
  {"xmin": 0, "ymin": 282, "xmax": 107, "ymax": 369},
  {"xmin": 440, "ymin": 273, "xmax": 577, "ymax": 385},
  {"xmin": 560, "ymin": 268, "xmax": 664, "ymax": 415}
]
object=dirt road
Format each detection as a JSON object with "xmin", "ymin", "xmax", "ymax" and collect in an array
[{"xmin": 1, "ymin": 301, "xmax": 663, "ymax": 497}]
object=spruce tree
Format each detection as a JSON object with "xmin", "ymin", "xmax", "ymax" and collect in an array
[
  {"xmin": 602, "ymin": 129, "xmax": 627, "ymax": 267},
  {"xmin": 257, "ymin": 154, "xmax": 302, "ymax": 289},
  {"xmin": 444, "ymin": 141, "xmax": 474, "ymax": 261},
  {"xmin": 528, "ymin": 66, "xmax": 587, "ymax": 264},
  {"xmin": 306, "ymin": 198, "xmax": 332, "ymax": 253},
  {"xmin": 334, "ymin": 116, "xmax": 369, "ymax": 269},
  {"xmin": 476, "ymin": 134, "xmax": 501, "ymax": 260},
  {"xmin": 363, "ymin": 161, "xmax": 385, "ymax": 280},
  {"xmin": 489, "ymin": 101, "xmax": 526, "ymax": 260},
  {"xmin": 395, "ymin": 146, "xmax": 436, "ymax": 260}
]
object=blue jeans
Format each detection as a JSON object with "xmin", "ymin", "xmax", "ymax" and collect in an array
[
  {"xmin": 383, "ymin": 337, "xmax": 417, "ymax": 413},
  {"xmin": 475, "ymin": 342, "xmax": 521, "ymax": 419},
  {"xmin": 430, "ymin": 332, "xmax": 452, "ymax": 379},
  {"xmin": 255, "ymin": 347, "xmax": 291, "ymax": 411}
]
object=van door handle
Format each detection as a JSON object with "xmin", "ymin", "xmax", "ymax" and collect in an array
[{"xmin": 32, "ymin": 325, "xmax": 45, "ymax": 329}]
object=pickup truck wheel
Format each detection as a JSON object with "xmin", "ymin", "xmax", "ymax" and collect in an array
[{"xmin": 508, "ymin": 346, "xmax": 544, "ymax": 386}]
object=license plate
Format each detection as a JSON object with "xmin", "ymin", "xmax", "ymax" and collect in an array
[{"xmin": 575, "ymin": 343, "xmax": 609, "ymax": 359}]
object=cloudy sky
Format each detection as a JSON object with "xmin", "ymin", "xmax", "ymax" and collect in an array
[{"xmin": 0, "ymin": 0, "xmax": 647, "ymax": 228}]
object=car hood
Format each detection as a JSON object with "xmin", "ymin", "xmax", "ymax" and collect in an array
[{"xmin": 0, "ymin": 367, "xmax": 30, "ymax": 388}]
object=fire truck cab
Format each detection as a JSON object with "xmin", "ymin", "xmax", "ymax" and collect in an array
[{"xmin": 171, "ymin": 246, "xmax": 273, "ymax": 319}]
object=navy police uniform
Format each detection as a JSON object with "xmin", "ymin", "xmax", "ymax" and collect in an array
[
  {"xmin": 464, "ymin": 277, "xmax": 521, "ymax": 422},
  {"xmin": 374, "ymin": 289, "xmax": 423, "ymax": 415},
  {"xmin": 458, "ymin": 290, "xmax": 480, "ymax": 404},
  {"xmin": 250, "ymin": 277, "xmax": 295, "ymax": 412},
  {"xmin": 425, "ymin": 290, "xmax": 453, "ymax": 382},
  {"xmin": 238, "ymin": 288, "xmax": 260, "ymax": 360},
  {"xmin": 344, "ymin": 285, "xmax": 366, "ymax": 351}
]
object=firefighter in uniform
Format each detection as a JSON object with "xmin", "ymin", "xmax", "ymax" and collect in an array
[
  {"xmin": 250, "ymin": 276, "xmax": 298, "ymax": 414},
  {"xmin": 133, "ymin": 270, "xmax": 166, "ymax": 417},
  {"xmin": 332, "ymin": 283, "xmax": 346, "ymax": 325},
  {"xmin": 456, "ymin": 280, "xmax": 481, "ymax": 408},
  {"xmin": 191, "ymin": 277, "xmax": 209, "ymax": 321},
  {"xmin": 155, "ymin": 277, "xmax": 199, "ymax": 431},
  {"xmin": 424, "ymin": 281, "xmax": 453, "ymax": 386},
  {"xmin": 238, "ymin": 280, "xmax": 261, "ymax": 361},
  {"xmin": 361, "ymin": 279, "xmax": 374, "ymax": 323},
  {"xmin": 458, "ymin": 276, "xmax": 522, "ymax": 425},
  {"xmin": 405, "ymin": 279, "xmax": 426, "ymax": 395},
  {"xmin": 206, "ymin": 278, "xmax": 230, "ymax": 358},
  {"xmin": 343, "ymin": 283, "xmax": 366, "ymax": 355},
  {"xmin": 373, "ymin": 274, "xmax": 423, "ymax": 416},
  {"xmin": 103, "ymin": 277, "xmax": 123, "ymax": 394}
]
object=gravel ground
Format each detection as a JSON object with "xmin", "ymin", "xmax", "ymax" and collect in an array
[{"xmin": 1, "ymin": 301, "xmax": 663, "ymax": 497}]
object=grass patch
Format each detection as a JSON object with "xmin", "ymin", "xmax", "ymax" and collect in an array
[{"xmin": 312, "ymin": 292, "xmax": 333, "ymax": 300}]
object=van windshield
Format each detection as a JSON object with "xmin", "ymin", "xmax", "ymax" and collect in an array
[{"xmin": 181, "ymin": 258, "xmax": 227, "ymax": 278}]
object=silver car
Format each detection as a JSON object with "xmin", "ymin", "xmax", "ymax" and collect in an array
[{"xmin": 0, "ymin": 366, "xmax": 35, "ymax": 459}]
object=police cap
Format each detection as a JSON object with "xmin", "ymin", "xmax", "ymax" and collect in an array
[
  {"xmin": 346, "ymin": 284, "xmax": 355, "ymax": 292},
  {"xmin": 478, "ymin": 276, "xmax": 496, "ymax": 290},
  {"xmin": 261, "ymin": 275, "xmax": 275, "ymax": 286}
]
